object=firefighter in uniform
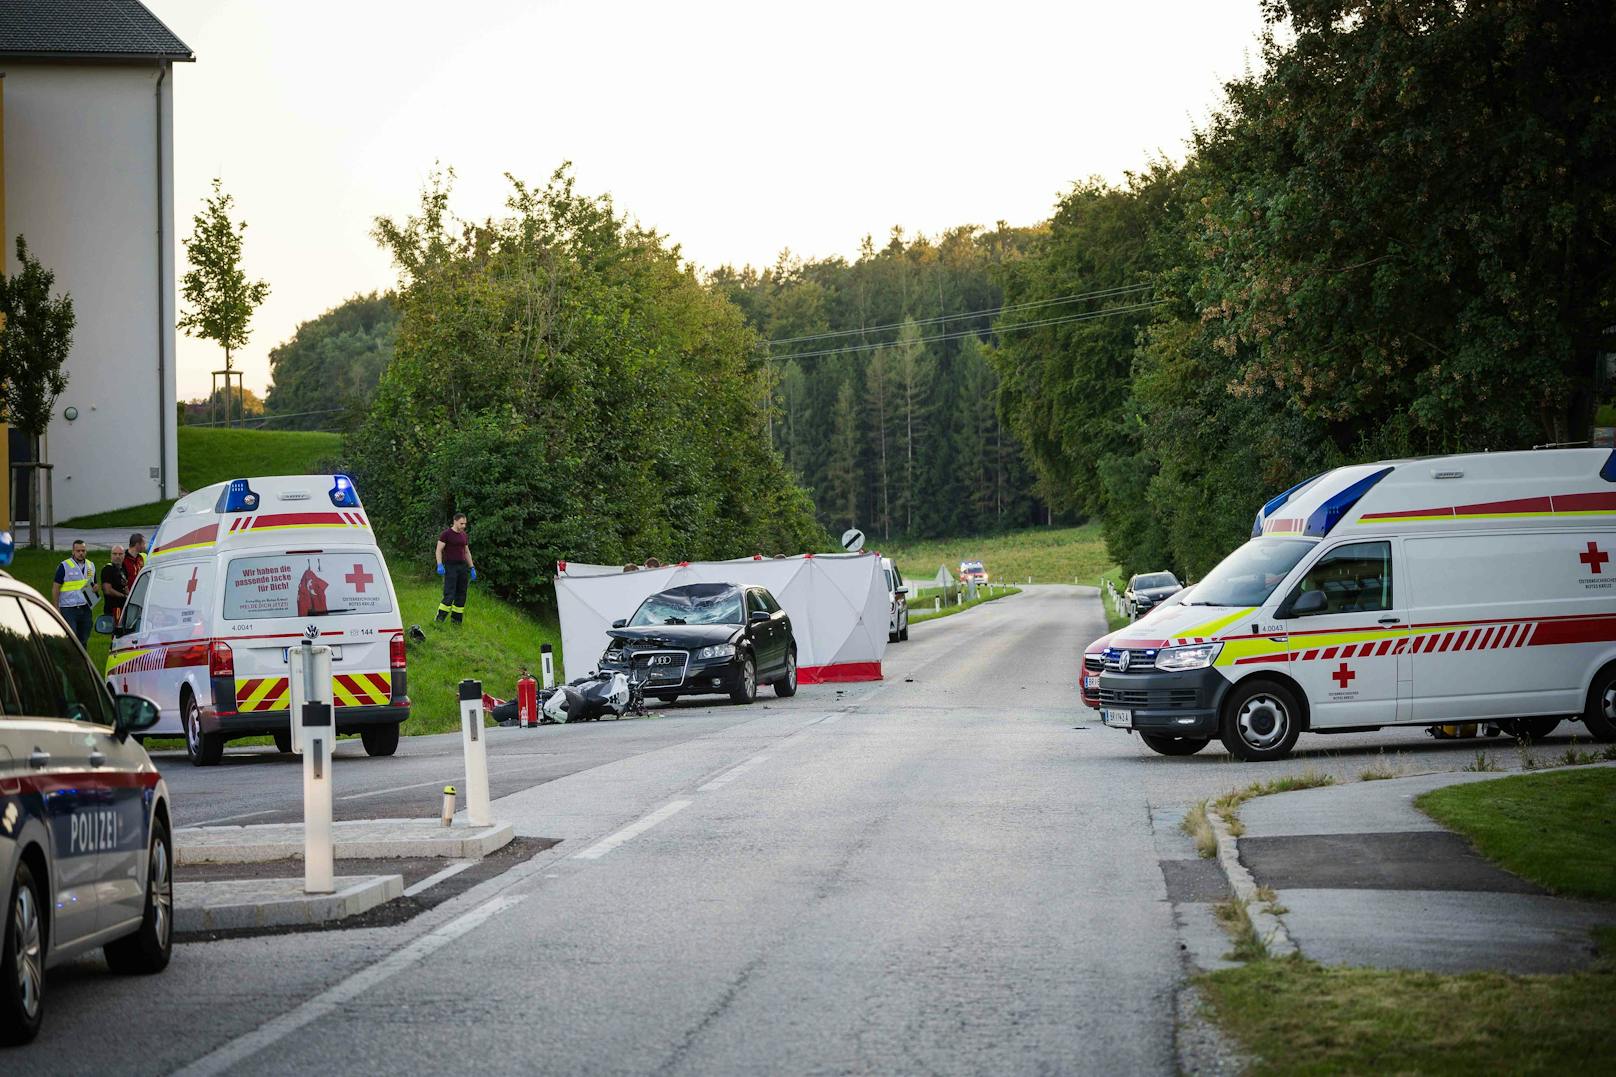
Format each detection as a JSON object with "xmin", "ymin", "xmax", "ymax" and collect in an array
[
  {"xmin": 435, "ymin": 512, "xmax": 477, "ymax": 624},
  {"xmin": 52, "ymin": 539, "xmax": 100, "ymax": 645}
]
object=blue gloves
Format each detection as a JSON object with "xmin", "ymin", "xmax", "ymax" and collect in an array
[
  {"xmin": 436, "ymin": 564, "xmax": 446, "ymax": 576},
  {"xmin": 470, "ymin": 567, "xmax": 478, "ymax": 582}
]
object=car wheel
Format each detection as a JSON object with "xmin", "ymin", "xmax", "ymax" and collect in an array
[
  {"xmin": 1581, "ymin": 665, "xmax": 1616, "ymax": 742},
  {"xmin": 1219, "ymin": 680, "xmax": 1302, "ymax": 761},
  {"xmin": 273, "ymin": 730, "xmax": 293, "ymax": 754},
  {"xmin": 1498, "ymin": 717, "xmax": 1562, "ymax": 742},
  {"xmin": 889, "ymin": 628, "xmax": 899, "ymax": 643},
  {"xmin": 654, "ymin": 694, "xmax": 678, "ymax": 704},
  {"xmin": 183, "ymin": 690, "xmax": 224, "ymax": 767},
  {"xmin": 898, "ymin": 614, "xmax": 908, "ymax": 642},
  {"xmin": 104, "ymin": 819, "xmax": 173, "ymax": 975},
  {"xmin": 1139, "ymin": 733, "xmax": 1210, "ymax": 756},
  {"xmin": 775, "ymin": 648, "xmax": 798, "ymax": 697},
  {"xmin": 361, "ymin": 725, "xmax": 401, "ymax": 757},
  {"xmin": 729, "ymin": 654, "xmax": 757, "ymax": 705},
  {"xmin": 0, "ymin": 859, "xmax": 45, "ymax": 1045}
]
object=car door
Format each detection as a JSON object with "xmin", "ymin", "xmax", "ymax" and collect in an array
[
  {"xmin": 0, "ymin": 596, "xmax": 100, "ymax": 948},
  {"xmin": 1276, "ymin": 540, "xmax": 1411, "ymax": 727},
  {"xmin": 760, "ymin": 589, "xmax": 792, "ymax": 662},
  {"xmin": 106, "ymin": 570, "xmax": 152, "ymax": 699}
]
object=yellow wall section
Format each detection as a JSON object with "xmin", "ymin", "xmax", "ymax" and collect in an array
[{"xmin": 1, "ymin": 73, "xmax": 10, "ymax": 531}]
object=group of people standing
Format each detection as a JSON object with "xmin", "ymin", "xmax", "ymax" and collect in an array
[{"xmin": 52, "ymin": 532, "xmax": 147, "ymax": 645}]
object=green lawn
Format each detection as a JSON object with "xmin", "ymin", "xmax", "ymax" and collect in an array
[
  {"xmin": 57, "ymin": 427, "xmax": 343, "ymax": 528},
  {"xmin": 879, "ymin": 523, "xmax": 1117, "ymax": 588},
  {"xmin": 1417, "ymin": 769, "xmax": 1616, "ymax": 901}
]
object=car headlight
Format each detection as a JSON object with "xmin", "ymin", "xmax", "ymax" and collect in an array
[
  {"xmin": 603, "ymin": 649, "xmax": 624, "ymax": 663},
  {"xmin": 696, "ymin": 643, "xmax": 736, "ymax": 661},
  {"xmin": 1155, "ymin": 642, "xmax": 1222, "ymax": 671}
]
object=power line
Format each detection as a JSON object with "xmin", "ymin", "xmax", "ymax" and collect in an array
[
  {"xmin": 759, "ymin": 283, "xmax": 1154, "ymax": 349},
  {"xmin": 763, "ymin": 300, "xmax": 1167, "ymax": 363}
]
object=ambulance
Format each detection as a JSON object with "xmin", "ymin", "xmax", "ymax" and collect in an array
[
  {"xmin": 100, "ymin": 475, "xmax": 410, "ymax": 766},
  {"xmin": 1082, "ymin": 449, "xmax": 1616, "ymax": 760}
]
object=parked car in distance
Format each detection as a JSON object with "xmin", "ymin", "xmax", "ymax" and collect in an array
[
  {"xmin": 0, "ymin": 541, "xmax": 172, "ymax": 1046},
  {"xmin": 883, "ymin": 558, "xmax": 909, "ymax": 642},
  {"xmin": 600, "ymin": 583, "xmax": 797, "ymax": 704},
  {"xmin": 959, "ymin": 560, "xmax": 989, "ymax": 585},
  {"xmin": 1124, "ymin": 571, "xmax": 1182, "ymax": 619}
]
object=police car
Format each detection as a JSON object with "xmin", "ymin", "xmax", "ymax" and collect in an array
[{"xmin": 0, "ymin": 531, "xmax": 172, "ymax": 1045}]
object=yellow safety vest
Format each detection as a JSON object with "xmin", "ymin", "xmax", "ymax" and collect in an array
[{"xmin": 59, "ymin": 558, "xmax": 95, "ymax": 607}]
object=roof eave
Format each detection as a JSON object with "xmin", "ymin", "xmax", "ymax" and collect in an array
[{"xmin": 0, "ymin": 50, "xmax": 194, "ymax": 64}]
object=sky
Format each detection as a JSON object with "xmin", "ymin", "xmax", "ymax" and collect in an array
[{"xmin": 146, "ymin": 0, "xmax": 1272, "ymax": 400}]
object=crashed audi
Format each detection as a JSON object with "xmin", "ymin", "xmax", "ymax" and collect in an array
[{"xmin": 599, "ymin": 583, "xmax": 798, "ymax": 705}]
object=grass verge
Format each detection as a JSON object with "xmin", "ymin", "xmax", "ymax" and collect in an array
[
  {"xmin": 1416, "ymin": 768, "xmax": 1616, "ymax": 902},
  {"xmin": 1100, "ymin": 568, "xmax": 1129, "ymax": 632},
  {"xmin": 1181, "ymin": 799, "xmax": 1218, "ymax": 859},
  {"xmin": 880, "ymin": 523, "xmax": 1116, "ymax": 588},
  {"xmin": 908, "ymin": 586, "xmax": 1020, "ymax": 625},
  {"xmin": 1212, "ymin": 897, "xmax": 1269, "ymax": 963},
  {"xmin": 1358, "ymin": 750, "xmax": 1408, "ymax": 782},
  {"xmin": 1198, "ymin": 937, "xmax": 1616, "ymax": 1076}
]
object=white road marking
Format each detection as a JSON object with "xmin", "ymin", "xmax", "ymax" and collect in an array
[
  {"xmin": 185, "ymin": 809, "xmax": 274, "ymax": 827},
  {"xmin": 172, "ymin": 893, "xmax": 527, "ymax": 1077},
  {"xmin": 401, "ymin": 859, "xmax": 475, "ymax": 897},
  {"xmin": 698, "ymin": 755, "xmax": 771, "ymax": 791},
  {"xmin": 573, "ymin": 800, "xmax": 692, "ymax": 860},
  {"xmin": 338, "ymin": 756, "xmax": 558, "ymax": 801}
]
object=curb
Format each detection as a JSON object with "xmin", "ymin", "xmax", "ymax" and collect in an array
[
  {"xmin": 1207, "ymin": 810, "xmax": 1297, "ymax": 959},
  {"xmin": 176, "ymin": 820, "xmax": 515, "ymax": 865},
  {"xmin": 175, "ymin": 873, "xmax": 404, "ymax": 932}
]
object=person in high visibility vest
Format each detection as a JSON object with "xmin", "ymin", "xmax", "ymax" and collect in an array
[{"xmin": 52, "ymin": 539, "xmax": 100, "ymax": 645}]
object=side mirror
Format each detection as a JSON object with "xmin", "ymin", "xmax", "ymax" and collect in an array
[
  {"xmin": 611, "ymin": 618, "xmax": 627, "ymax": 629},
  {"xmin": 114, "ymin": 693, "xmax": 161, "ymax": 739},
  {"xmin": 94, "ymin": 614, "xmax": 116, "ymax": 635},
  {"xmin": 896, "ymin": 586, "xmax": 909, "ymax": 596},
  {"xmin": 749, "ymin": 610, "xmax": 771, "ymax": 623},
  {"xmin": 1289, "ymin": 590, "xmax": 1328, "ymax": 617}
]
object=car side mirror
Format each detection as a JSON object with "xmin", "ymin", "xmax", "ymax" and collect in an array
[
  {"xmin": 749, "ymin": 611, "xmax": 770, "ymax": 623},
  {"xmin": 1288, "ymin": 590, "xmax": 1328, "ymax": 617},
  {"xmin": 612, "ymin": 618, "xmax": 627, "ymax": 629},
  {"xmin": 114, "ymin": 693, "xmax": 161, "ymax": 739},
  {"xmin": 896, "ymin": 586, "xmax": 909, "ymax": 596},
  {"xmin": 94, "ymin": 614, "xmax": 116, "ymax": 635}
]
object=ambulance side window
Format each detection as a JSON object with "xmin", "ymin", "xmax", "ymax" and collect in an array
[
  {"xmin": 121, "ymin": 573, "xmax": 152, "ymax": 634},
  {"xmin": 1282, "ymin": 541, "xmax": 1393, "ymax": 617}
]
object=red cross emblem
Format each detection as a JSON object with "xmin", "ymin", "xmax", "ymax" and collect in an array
[
  {"xmin": 185, "ymin": 567, "xmax": 199, "ymax": 606},
  {"xmin": 1332, "ymin": 662, "xmax": 1356, "ymax": 689},
  {"xmin": 1580, "ymin": 541, "xmax": 1608, "ymax": 575},
  {"xmin": 345, "ymin": 563, "xmax": 376, "ymax": 593}
]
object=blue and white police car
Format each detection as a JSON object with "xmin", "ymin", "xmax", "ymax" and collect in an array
[{"xmin": 0, "ymin": 531, "xmax": 172, "ymax": 1045}]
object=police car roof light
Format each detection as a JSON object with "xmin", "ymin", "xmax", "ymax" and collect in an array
[
  {"xmin": 217, "ymin": 478, "xmax": 261, "ymax": 514},
  {"xmin": 329, "ymin": 474, "xmax": 359, "ymax": 507},
  {"xmin": 0, "ymin": 529, "xmax": 13, "ymax": 568}
]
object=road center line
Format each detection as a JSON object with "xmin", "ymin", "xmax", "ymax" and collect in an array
[
  {"xmin": 401, "ymin": 859, "xmax": 476, "ymax": 897},
  {"xmin": 698, "ymin": 756, "xmax": 771, "ymax": 791},
  {"xmin": 171, "ymin": 893, "xmax": 527, "ymax": 1077},
  {"xmin": 573, "ymin": 800, "xmax": 692, "ymax": 860}
]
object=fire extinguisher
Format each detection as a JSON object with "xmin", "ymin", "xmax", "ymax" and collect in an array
[{"xmin": 517, "ymin": 669, "xmax": 539, "ymax": 728}]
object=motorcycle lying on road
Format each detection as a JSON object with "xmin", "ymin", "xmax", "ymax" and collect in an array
[{"xmin": 487, "ymin": 669, "xmax": 651, "ymax": 725}]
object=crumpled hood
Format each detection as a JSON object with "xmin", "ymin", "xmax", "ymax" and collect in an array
[{"xmin": 608, "ymin": 624, "xmax": 741, "ymax": 648}]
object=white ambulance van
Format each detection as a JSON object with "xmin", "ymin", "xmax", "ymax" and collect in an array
[
  {"xmin": 100, "ymin": 475, "xmax": 410, "ymax": 766},
  {"xmin": 1083, "ymin": 449, "xmax": 1616, "ymax": 760}
]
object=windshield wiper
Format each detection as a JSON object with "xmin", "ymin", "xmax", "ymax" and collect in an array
[{"xmin": 663, "ymin": 617, "xmax": 686, "ymax": 625}]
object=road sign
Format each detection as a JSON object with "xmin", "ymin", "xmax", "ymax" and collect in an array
[{"xmin": 841, "ymin": 528, "xmax": 865, "ymax": 553}]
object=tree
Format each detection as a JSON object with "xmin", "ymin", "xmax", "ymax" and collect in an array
[
  {"xmin": 0, "ymin": 236, "xmax": 75, "ymax": 541},
  {"xmin": 178, "ymin": 177, "xmax": 271, "ymax": 426},
  {"xmin": 265, "ymin": 292, "xmax": 398, "ymax": 428}
]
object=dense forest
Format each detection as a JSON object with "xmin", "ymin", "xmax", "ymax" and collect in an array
[
  {"xmin": 263, "ymin": 291, "xmax": 398, "ymax": 428},
  {"xmin": 711, "ymin": 229, "xmax": 1048, "ymax": 541}
]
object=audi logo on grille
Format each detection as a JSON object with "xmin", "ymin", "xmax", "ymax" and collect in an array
[{"xmin": 650, "ymin": 655, "xmax": 676, "ymax": 665}]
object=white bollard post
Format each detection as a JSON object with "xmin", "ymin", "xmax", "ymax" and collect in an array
[
  {"xmin": 540, "ymin": 643, "xmax": 555, "ymax": 690},
  {"xmin": 290, "ymin": 638, "xmax": 335, "ymax": 895},
  {"xmin": 459, "ymin": 679, "xmax": 492, "ymax": 827},
  {"xmin": 934, "ymin": 597, "xmax": 941, "ymax": 613}
]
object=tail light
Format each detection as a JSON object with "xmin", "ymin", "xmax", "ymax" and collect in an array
[
  {"xmin": 209, "ymin": 641, "xmax": 234, "ymax": 678},
  {"xmin": 390, "ymin": 631, "xmax": 407, "ymax": 670}
]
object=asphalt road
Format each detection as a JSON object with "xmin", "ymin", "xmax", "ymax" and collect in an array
[{"xmin": 11, "ymin": 586, "xmax": 1591, "ymax": 1075}]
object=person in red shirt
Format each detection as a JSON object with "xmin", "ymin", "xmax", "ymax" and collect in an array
[{"xmin": 434, "ymin": 512, "xmax": 477, "ymax": 624}]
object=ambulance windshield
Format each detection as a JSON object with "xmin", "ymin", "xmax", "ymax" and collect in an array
[{"xmin": 1183, "ymin": 538, "xmax": 1315, "ymax": 608}]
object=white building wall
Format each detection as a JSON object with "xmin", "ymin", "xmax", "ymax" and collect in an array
[{"xmin": 2, "ymin": 62, "xmax": 177, "ymax": 522}]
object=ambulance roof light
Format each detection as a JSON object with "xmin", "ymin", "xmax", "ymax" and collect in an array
[
  {"xmin": 0, "ymin": 530, "xmax": 13, "ymax": 568},
  {"xmin": 1252, "ymin": 473, "xmax": 1323, "ymax": 537},
  {"xmin": 1601, "ymin": 450, "xmax": 1616, "ymax": 483},
  {"xmin": 329, "ymin": 474, "xmax": 360, "ymax": 508},
  {"xmin": 217, "ymin": 479, "xmax": 260, "ymax": 514},
  {"xmin": 1304, "ymin": 466, "xmax": 1393, "ymax": 537}
]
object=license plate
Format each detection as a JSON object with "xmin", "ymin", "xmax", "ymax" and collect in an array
[
  {"xmin": 1084, "ymin": 675, "xmax": 1098, "ymax": 690},
  {"xmin": 1101, "ymin": 708, "xmax": 1133, "ymax": 729}
]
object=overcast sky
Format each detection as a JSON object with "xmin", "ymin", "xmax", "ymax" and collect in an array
[{"xmin": 146, "ymin": 0, "xmax": 1270, "ymax": 400}]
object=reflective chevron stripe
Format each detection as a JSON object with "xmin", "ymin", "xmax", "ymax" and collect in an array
[
  {"xmin": 332, "ymin": 672, "xmax": 391, "ymax": 708},
  {"xmin": 236, "ymin": 676, "xmax": 291, "ymax": 712}
]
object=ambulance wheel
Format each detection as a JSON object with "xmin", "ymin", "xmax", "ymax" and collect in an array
[
  {"xmin": 1140, "ymin": 733, "xmax": 1210, "ymax": 756},
  {"xmin": 361, "ymin": 725, "xmax": 400, "ymax": 757},
  {"xmin": 730, "ymin": 655, "xmax": 757, "ymax": 705},
  {"xmin": 775, "ymin": 647, "xmax": 798, "ymax": 697},
  {"xmin": 0, "ymin": 860, "xmax": 45, "ymax": 1045},
  {"xmin": 104, "ymin": 818, "xmax": 172, "ymax": 975},
  {"xmin": 1498, "ymin": 717, "xmax": 1561, "ymax": 742},
  {"xmin": 1219, "ymin": 680, "xmax": 1302, "ymax": 761},
  {"xmin": 183, "ymin": 691, "xmax": 223, "ymax": 767},
  {"xmin": 1581, "ymin": 666, "xmax": 1616, "ymax": 742},
  {"xmin": 273, "ymin": 731, "xmax": 293, "ymax": 754}
]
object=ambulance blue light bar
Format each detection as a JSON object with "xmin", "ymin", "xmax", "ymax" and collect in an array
[
  {"xmin": 1303, "ymin": 467, "xmax": 1393, "ymax": 537},
  {"xmin": 0, "ymin": 530, "xmax": 13, "ymax": 568},
  {"xmin": 1601, "ymin": 450, "xmax": 1616, "ymax": 483},
  {"xmin": 1252, "ymin": 473, "xmax": 1325, "ymax": 538},
  {"xmin": 217, "ymin": 479, "xmax": 261, "ymax": 514},
  {"xmin": 329, "ymin": 474, "xmax": 360, "ymax": 508}
]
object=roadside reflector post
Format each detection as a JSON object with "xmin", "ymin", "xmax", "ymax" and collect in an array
[
  {"xmin": 459, "ymin": 679, "xmax": 492, "ymax": 827},
  {"xmin": 934, "ymin": 597, "xmax": 941, "ymax": 613},
  {"xmin": 440, "ymin": 785, "xmax": 457, "ymax": 827},
  {"xmin": 540, "ymin": 643, "xmax": 555, "ymax": 690},
  {"xmin": 291, "ymin": 637, "xmax": 336, "ymax": 895}
]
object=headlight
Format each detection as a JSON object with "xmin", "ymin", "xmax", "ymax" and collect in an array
[
  {"xmin": 604, "ymin": 649, "xmax": 624, "ymax": 663},
  {"xmin": 696, "ymin": 643, "xmax": 736, "ymax": 661},
  {"xmin": 1155, "ymin": 642, "xmax": 1223, "ymax": 671}
]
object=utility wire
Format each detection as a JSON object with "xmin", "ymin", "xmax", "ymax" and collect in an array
[
  {"xmin": 764, "ymin": 300, "xmax": 1167, "ymax": 362},
  {"xmin": 759, "ymin": 283, "xmax": 1154, "ymax": 349}
]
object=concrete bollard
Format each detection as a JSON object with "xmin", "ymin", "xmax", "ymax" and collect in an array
[{"xmin": 459, "ymin": 679, "xmax": 493, "ymax": 827}]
